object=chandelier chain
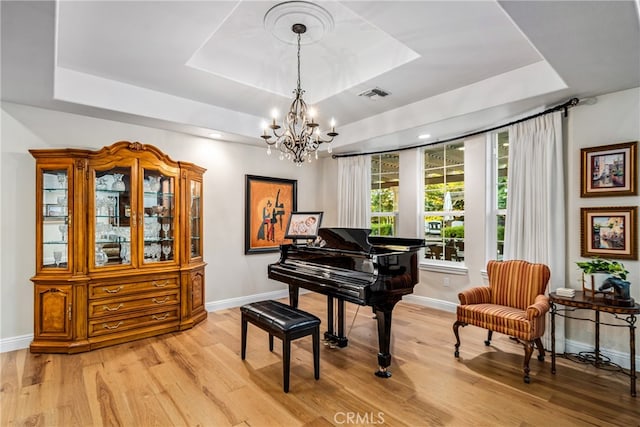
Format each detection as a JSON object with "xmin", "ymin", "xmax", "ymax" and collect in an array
[{"xmin": 296, "ymin": 32, "xmax": 302, "ymax": 93}]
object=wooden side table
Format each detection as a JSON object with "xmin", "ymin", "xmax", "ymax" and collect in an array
[{"xmin": 549, "ymin": 291, "xmax": 639, "ymax": 397}]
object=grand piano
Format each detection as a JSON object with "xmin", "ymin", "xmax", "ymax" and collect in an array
[{"xmin": 268, "ymin": 227, "xmax": 425, "ymax": 377}]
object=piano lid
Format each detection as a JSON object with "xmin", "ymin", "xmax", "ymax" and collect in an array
[{"xmin": 317, "ymin": 228, "xmax": 373, "ymax": 253}]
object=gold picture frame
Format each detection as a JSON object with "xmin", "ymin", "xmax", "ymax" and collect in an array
[
  {"xmin": 580, "ymin": 206, "xmax": 638, "ymax": 260},
  {"xmin": 581, "ymin": 141, "xmax": 637, "ymax": 197}
]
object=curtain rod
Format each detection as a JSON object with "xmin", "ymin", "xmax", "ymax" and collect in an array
[{"xmin": 331, "ymin": 97, "xmax": 580, "ymax": 159}]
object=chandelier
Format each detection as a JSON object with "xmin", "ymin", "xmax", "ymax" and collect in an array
[{"xmin": 261, "ymin": 23, "xmax": 338, "ymax": 165}]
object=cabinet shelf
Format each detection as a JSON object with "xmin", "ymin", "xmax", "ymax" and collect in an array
[{"xmin": 30, "ymin": 141, "xmax": 207, "ymax": 354}]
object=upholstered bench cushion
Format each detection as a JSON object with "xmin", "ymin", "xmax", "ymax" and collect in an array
[
  {"xmin": 456, "ymin": 303, "xmax": 545, "ymax": 341},
  {"xmin": 241, "ymin": 300, "xmax": 320, "ymax": 333}
]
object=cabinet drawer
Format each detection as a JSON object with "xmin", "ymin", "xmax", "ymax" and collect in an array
[
  {"xmin": 88, "ymin": 307, "xmax": 180, "ymax": 337},
  {"xmin": 89, "ymin": 277, "xmax": 178, "ymax": 299},
  {"xmin": 88, "ymin": 290, "xmax": 179, "ymax": 318}
]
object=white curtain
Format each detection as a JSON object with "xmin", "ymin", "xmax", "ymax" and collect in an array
[
  {"xmin": 337, "ymin": 156, "xmax": 371, "ymax": 227},
  {"xmin": 504, "ymin": 112, "xmax": 565, "ymax": 351}
]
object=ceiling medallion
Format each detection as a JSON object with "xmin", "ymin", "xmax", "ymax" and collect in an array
[{"xmin": 263, "ymin": 1, "xmax": 334, "ymax": 45}]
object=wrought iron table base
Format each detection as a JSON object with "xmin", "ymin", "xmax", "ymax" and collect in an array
[{"xmin": 549, "ymin": 291, "xmax": 638, "ymax": 397}]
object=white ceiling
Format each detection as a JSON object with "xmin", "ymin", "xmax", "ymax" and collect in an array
[{"xmin": 2, "ymin": 1, "xmax": 639, "ymax": 155}]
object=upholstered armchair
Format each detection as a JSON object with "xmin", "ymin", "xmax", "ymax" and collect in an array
[{"xmin": 453, "ymin": 260, "xmax": 551, "ymax": 383}]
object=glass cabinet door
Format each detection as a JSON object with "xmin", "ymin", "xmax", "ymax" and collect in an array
[
  {"xmin": 189, "ymin": 180, "xmax": 202, "ymax": 259},
  {"xmin": 92, "ymin": 166, "xmax": 133, "ymax": 268},
  {"xmin": 141, "ymin": 168, "xmax": 176, "ymax": 264},
  {"xmin": 41, "ymin": 168, "xmax": 70, "ymax": 270}
]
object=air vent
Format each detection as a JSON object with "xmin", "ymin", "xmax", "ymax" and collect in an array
[{"xmin": 358, "ymin": 87, "xmax": 391, "ymax": 99}]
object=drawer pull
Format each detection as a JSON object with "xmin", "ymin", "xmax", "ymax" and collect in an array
[
  {"xmin": 104, "ymin": 286, "xmax": 123, "ymax": 294},
  {"xmin": 152, "ymin": 280, "xmax": 169, "ymax": 288},
  {"xmin": 152, "ymin": 296, "xmax": 170, "ymax": 304},
  {"xmin": 103, "ymin": 303, "xmax": 124, "ymax": 312},
  {"xmin": 152, "ymin": 313, "xmax": 170, "ymax": 321},
  {"xmin": 103, "ymin": 321, "xmax": 123, "ymax": 330}
]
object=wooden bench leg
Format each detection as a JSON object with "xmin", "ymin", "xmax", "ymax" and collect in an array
[
  {"xmin": 283, "ymin": 337, "xmax": 291, "ymax": 393},
  {"xmin": 241, "ymin": 315, "xmax": 247, "ymax": 360}
]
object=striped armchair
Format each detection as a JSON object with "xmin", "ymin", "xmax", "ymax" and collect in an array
[{"xmin": 453, "ymin": 260, "xmax": 551, "ymax": 383}]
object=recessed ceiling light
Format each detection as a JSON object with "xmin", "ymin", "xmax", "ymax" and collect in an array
[
  {"xmin": 418, "ymin": 134, "xmax": 431, "ymax": 140},
  {"xmin": 208, "ymin": 132, "xmax": 221, "ymax": 139}
]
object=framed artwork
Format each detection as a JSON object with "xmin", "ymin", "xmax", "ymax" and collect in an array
[
  {"xmin": 285, "ymin": 212, "xmax": 323, "ymax": 239},
  {"xmin": 581, "ymin": 141, "xmax": 637, "ymax": 197},
  {"xmin": 245, "ymin": 175, "xmax": 297, "ymax": 254},
  {"xmin": 580, "ymin": 206, "xmax": 638, "ymax": 260}
]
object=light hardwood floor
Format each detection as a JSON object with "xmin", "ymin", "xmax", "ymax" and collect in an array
[{"xmin": 2, "ymin": 292, "xmax": 639, "ymax": 426}]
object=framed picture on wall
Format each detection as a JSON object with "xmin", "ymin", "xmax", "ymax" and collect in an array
[
  {"xmin": 580, "ymin": 206, "xmax": 638, "ymax": 260},
  {"xmin": 581, "ymin": 141, "xmax": 637, "ymax": 197},
  {"xmin": 244, "ymin": 175, "xmax": 297, "ymax": 254}
]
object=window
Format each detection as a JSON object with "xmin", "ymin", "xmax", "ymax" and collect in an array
[
  {"xmin": 490, "ymin": 130, "xmax": 509, "ymax": 260},
  {"xmin": 370, "ymin": 153, "xmax": 399, "ymax": 236},
  {"xmin": 423, "ymin": 141, "xmax": 465, "ymax": 262}
]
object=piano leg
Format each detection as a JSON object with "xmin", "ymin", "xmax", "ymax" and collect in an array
[
  {"xmin": 288, "ymin": 285, "xmax": 299, "ymax": 308},
  {"xmin": 373, "ymin": 302, "xmax": 398, "ymax": 378},
  {"xmin": 324, "ymin": 296, "xmax": 348, "ymax": 348},
  {"xmin": 338, "ymin": 299, "xmax": 346, "ymax": 340},
  {"xmin": 326, "ymin": 296, "xmax": 334, "ymax": 338}
]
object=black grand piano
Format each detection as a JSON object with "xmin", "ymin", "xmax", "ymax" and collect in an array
[{"xmin": 268, "ymin": 227, "xmax": 425, "ymax": 377}]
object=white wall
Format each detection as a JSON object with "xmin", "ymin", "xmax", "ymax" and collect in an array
[
  {"xmin": 0, "ymin": 102, "xmax": 325, "ymax": 346},
  {"xmin": 566, "ymin": 88, "xmax": 640, "ymax": 354},
  {"xmin": 319, "ymin": 87, "xmax": 640, "ymax": 367},
  {"xmin": 2, "ymin": 87, "xmax": 638, "ymax": 366}
]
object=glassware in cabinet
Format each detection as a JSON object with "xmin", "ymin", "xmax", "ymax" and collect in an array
[
  {"xmin": 92, "ymin": 167, "xmax": 132, "ymax": 268},
  {"xmin": 189, "ymin": 180, "xmax": 202, "ymax": 259},
  {"xmin": 142, "ymin": 168, "xmax": 176, "ymax": 264},
  {"xmin": 41, "ymin": 169, "xmax": 70, "ymax": 270}
]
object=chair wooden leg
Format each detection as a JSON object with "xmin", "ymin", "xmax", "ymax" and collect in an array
[
  {"xmin": 534, "ymin": 338, "xmax": 545, "ymax": 361},
  {"xmin": 523, "ymin": 340, "xmax": 534, "ymax": 384},
  {"xmin": 485, "ymin": 330, "xmax": 493, "ymax": 346},
  {"xmin": 453, "ymin": 320, "xmax": 466, "ymax": 357}
]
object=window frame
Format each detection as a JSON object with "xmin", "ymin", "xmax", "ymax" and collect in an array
[
  {"xmin": 486, "ymin": 130, "xmax": 508, "ymax": 263},
  {"xmin": 421, "ymin": 141, "xmax": 466, "ymax": 271},
  {"xmin": 370, "ymin": 153, "xmax": 400, "ymax": 237}
]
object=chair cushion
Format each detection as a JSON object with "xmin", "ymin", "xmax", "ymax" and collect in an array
[
  {"xmin": 456, "ymin": 303, "xmax": 546, "ymax": 341},
  {"xmin": 241, "ymin": 300, "xmax": 320, "ymax": 333},
  {"xmin": 488, "ymin": 260, "xmax": 551, "ymax": 310}
]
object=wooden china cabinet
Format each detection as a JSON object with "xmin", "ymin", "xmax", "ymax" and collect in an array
[{"xmin": 29, "ymin": 141, "xmax": 206, "ymax": 353}]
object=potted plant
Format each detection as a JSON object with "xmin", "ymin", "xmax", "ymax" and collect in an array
[
  {"xmin": 576, "ymin": 258, "xmax": 629, "ymax": 295},
  {"xmin": 576, "ymin": 258, "xmax": 628, "ymax": 280}
]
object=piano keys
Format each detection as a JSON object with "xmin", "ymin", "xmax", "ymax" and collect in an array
[{"xmin": 268, "ymin": 227, "xmax": 425, "ymax": 377}]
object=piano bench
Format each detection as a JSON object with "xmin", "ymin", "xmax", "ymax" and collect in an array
[{"xmin": 240, "ymin": 300, "xmax": 321, "ymax": 393}]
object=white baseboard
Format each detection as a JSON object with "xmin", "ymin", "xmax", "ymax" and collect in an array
[
  {"xmin": 3, "ymin": 293, "xmax": 638, "ymax": 370},
  {"xmin": 205, "ymin": 289, "xmax": 293, "ymax": 312},
  {"xmin": 564, "ymin": 338, "xmax": 639, "ymax": 372},
  {"xmin": 0, "ymin": 334, "xmax": 32, "ymax": 353},
  {"xmin": 402, "ymin": 294, "xmax": 457, "ymax": 313}
]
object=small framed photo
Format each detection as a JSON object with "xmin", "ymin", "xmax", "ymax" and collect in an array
[
  {"xmin": 285, "ymin": 212, "xmax": 323, "ymax": 239},
  {"xmin": 581, "ymin": 206, "xmax": 638, "ymax": 260},
  {"xmin": 581, "ymin": 141, "xmax": 637, "ymax": 197}
]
